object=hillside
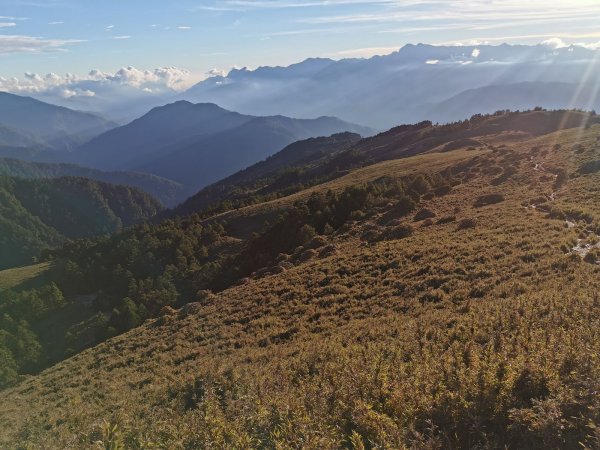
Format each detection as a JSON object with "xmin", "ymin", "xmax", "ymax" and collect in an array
[
  {"xmin": 0, "ymin": 175, "xmax": 162, "ymax": 269},
  {"xmin": 1, "ymin": 110, "xmax": 600, "ymax": 447},
  {"xmin": 73, "ymin": 102, "xmax": 375, "ymax": 191},
  {"xmin": 0, "ymin": 92, "xmax": 115, "ymax": 153},
  {"xmin": 0, "ymin": 263, "xmax": 52, "ymax": 293},
  {"xmin": 0, "ymin": 123, "xmax": 45, "ymax": 149},
  {"xmin": 174, "ymin": 109, "xmax": 598, "ymax": 220},
  {"xmin": 0, "ymin": 157, "xmax": 186, "ymax": 207},
  {"xmin": 172, "ymin": 132, "xmax": 362, "ymax": 217}
]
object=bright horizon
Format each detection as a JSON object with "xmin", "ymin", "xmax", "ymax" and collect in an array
[{"xmin": 1, "ymin": 0, "xmax": 600, "ymax": 92}]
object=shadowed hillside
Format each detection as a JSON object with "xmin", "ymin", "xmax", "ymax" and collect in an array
[
  {"xmin": 0, "ymin": 176, "xmax": 162, "ymax": 269},
  {"xmin": 0, "ymin": 157, "xmax": 186, "ymax": 207},
  {"xmin": 0, "ymin": 92, "xmax": 115, "ymax": 153},
  {"xmin": 73, "ymin": 102, "xmax": 375, "ymax": 191}
]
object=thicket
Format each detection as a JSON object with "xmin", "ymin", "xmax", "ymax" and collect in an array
[{"xmin": 0, "ymin": 283, "xmax": 65, "ymax": 387}]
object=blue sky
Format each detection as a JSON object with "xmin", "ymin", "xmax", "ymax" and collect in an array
[{"xmin": 1, "ymin": 0, "xmax": 600, "ymax": 85}]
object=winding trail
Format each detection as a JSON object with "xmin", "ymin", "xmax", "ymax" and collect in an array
[{"xmin": 528, "ymin": 158, "xmax": 600, "ymax": 263}]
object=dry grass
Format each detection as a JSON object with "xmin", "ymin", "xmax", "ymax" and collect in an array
[{"xmin": 2, "ymin": 125, "xmax": 600, "ymax": 448}]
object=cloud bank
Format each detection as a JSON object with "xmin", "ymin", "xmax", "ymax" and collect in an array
[
  {"xmin": 0, "ymin": 66, "xmax": 201, "ymax": 121},
  {"xmin": 0, "ymin": 66, "xmax": 195, "ymax": 97}
]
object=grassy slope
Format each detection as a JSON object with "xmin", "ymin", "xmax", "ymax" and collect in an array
[
  {"xmin": 2, "ymin": 124, "xmax": 600, "ymax": 447},
  {"xmin": 0, "ymin": 263, "xmax": 51, "ymax": 293}
]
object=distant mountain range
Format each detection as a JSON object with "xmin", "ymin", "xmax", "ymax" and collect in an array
[
  {"xmin": 0, "ymin": 175, "xmax": 162, "ymax": 269},
  {"xmin": 6, "ymin": 44, "xmax": 600, "ymax": 131},
  {"xmin": 184, "ymin": 44, "xmax": 600, "ymax": 128},
  {"xmin": 72, "ymin": 101, "xmax": 375, "ymax": 191},
  {"xmin": 0, "ymin": 92, "xmax": 115, "ymax": 153},
  {"xmin": 0, "ymin": 158, "xmax": 185, "ymax": 207}
]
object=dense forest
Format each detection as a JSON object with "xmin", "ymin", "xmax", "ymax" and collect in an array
[{"xmin": 0, "ymin": 175, "xmax": 162, "ymax": 269}]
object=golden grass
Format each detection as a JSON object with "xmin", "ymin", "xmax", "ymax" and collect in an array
[
  {"xmin": 2, "ymin": 126, "xmax": 600, "ymax": 447},
  {"xmin": 217, "ymin": 148, "xmax": 487, "ymax": 221}
]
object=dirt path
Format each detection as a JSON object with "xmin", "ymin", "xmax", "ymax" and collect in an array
[{"xmin": 528, "ymin": 159, "xmax": 600, "ymax": 262}]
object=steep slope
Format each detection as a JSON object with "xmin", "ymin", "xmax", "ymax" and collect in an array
[
  {"xmin": 75, "ymin": 102, "xmax": 252, "ymax": 170},
  {"xmin": 172, "ymin": 132, "xmax": 362, "ymax": 217},
  {"xmin": 0, "ymin": 123, "xmax": 45, "ymax": 149},
  {"xmin": 173, "ymin": 109, "xmax": 599, "ymax": 221},
  {"xmin": 74, "ymin": 102, "xmax": 375, "ymax": 191},
  {"xmin": 0, "ymin": 176, "xmax": 162, "ymax": 269},
  {"xmin": 0, "ymin": 157, "xmax": 186, "ymax": 207},
  {"xmin": 0, "ymin": 92, "xmax": 116, "ymax": 152},
  {"xmin": 184, "ymin": 43, "xmax": 600, "ymax": 129},
  {"xmin": 143, "ymin": 115, "xmax": 371, "ymax": 190},
  {"xmin": 2, "ymin": 117, "xmax": 600, "ymax": 448}
]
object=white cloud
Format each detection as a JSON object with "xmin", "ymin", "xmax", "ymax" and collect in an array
[
  {"xmin": 425, "ymin": 59, "xmax": 439, "ymax": 65},
  {"xmin": 0, "ymin": 22, "xmax": 16, "ymax": 28},
  {"xmin": 330, "ymin": 46, "xmax": 398, "ymax": 58},
  {"xmin": 207, "ymin": 68, "xmax": 228, "ymax": 77},
  {"xmin": 574, "ymin": 41, "xmax": 600, "ymax": 50},
  {"xmin": 112, "ymin": 35, "xmax": 131, "ymax": 40},
  {"xmin": 178, "ymin": 26, "xmax": 192, "ymax": 30},
  {"xmin": 471, "ymin": 48, "xmax": 480, "ymax": 58},
  {"xmin": 59, "ymin": 88, "xmax": 96, "ymax": 99},
  {"xmin": 0, "ymin": 66, "xmax": 200, "ymax": 117},
  {"xmin": 0, "ymin": 34, "xmax": 84, "ymax": 54},
  {"xmin": 0, "ymin": 66, "xmax": 196, "ymax": 96},
  {"xmin": 542, "ymin": 37, "xmax": 568, "ymax": 49},
  {"xmin": 48, "ymin": 21, "xmax": 64, "ymax": 25}
]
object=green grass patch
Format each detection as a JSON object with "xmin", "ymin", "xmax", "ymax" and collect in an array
[{"xmin": 0, "ymin": 262, "xmax": 52, "ymax": 293}]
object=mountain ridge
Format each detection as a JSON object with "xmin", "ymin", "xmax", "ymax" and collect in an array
[
  {"xmin": 184, "ymin": 43, "xmax": 600, "ymax": 129},
  {"xmin": 73, "ymin": 101, "xmax": 375, "ymax": 191},
  {"xmin": 0, "ymin": 91, "xmax": 116, "ymax": 153},
  {"xmin": 0, "ymin": 157, "xmax": 186, "ymax": 207}
]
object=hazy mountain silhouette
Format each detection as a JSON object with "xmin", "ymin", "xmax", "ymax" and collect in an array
[
  {"xmin": 184, "ymin": 43, "xmax": 600, "ymax": 128},
  {"xmin": 74, "ymin": 101, "xmax": 374, "ymax": 191},
  {"xmin": 0, "ymin": 92, "xmax": 116, "ymax": 153}
]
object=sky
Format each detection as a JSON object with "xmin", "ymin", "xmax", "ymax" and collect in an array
[{"xmin": 1, "ymin": 0, "xmax": 600, "ymax": 91}]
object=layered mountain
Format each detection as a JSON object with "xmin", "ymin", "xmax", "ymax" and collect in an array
[
  {"xmin": 73, "ymin": 101, "xmax": 375, "ymax": 191},
  {"xmin": 0, "ymin": 175, "xmax": 162, "ymax": 269},
  {"xmin": 174, "ymin": 108, "xmax": 598, "ymax": 219},
  {"xmin": 2, "ymin": 109, "xmax": 600, "ymax": 448},
  {"xmin": 171, "ymin": 132, "xmax": 363, "ymax": 217},
  {"xmin": 184, "ymin": 43, "xmax": 600, "ymax": 128},
  {"xmin": 0, "ymin": 157, "xmax": 185, "ymax": 207},
  {"xmin": 0, "ymin": 92, "xmax": 116, "ymax": 153}
]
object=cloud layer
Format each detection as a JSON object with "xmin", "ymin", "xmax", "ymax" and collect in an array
[
  {"xmin": 0, "ymin": 66, "xmax": 201, "ymax": 121},
  {"xmin": 0, "ymin": 34, "xmax": 83, "ymax": 54},
  {"xmin": 0, "ymin": 66, "xmax": 195, "ymax": 98}
]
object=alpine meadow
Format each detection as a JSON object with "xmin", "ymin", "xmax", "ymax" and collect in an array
[{"xmin": 1, "ymin": 1, "xmax": 600, "ymax": 449}]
